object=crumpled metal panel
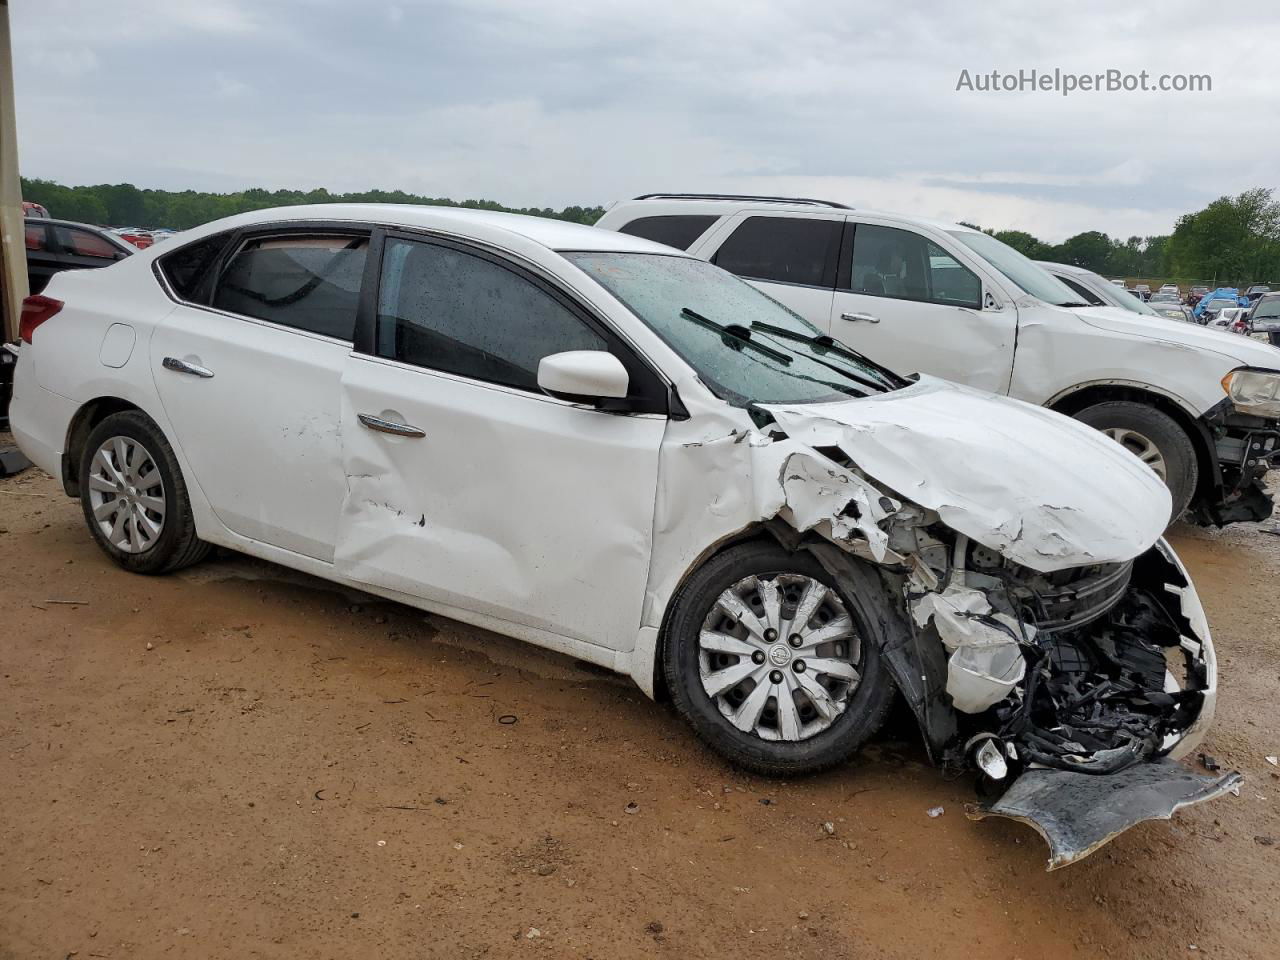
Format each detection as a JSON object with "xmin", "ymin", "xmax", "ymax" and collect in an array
[
  {"xmin": 967, "ymin": 758, "xmax": 1243, "ymax": 870},
  {"xmin": 761, "ymin": 376, "xmax": 1172, "ymax": 573}
]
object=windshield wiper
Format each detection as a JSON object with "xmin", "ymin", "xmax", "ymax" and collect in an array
[
  {"xmin": 680, "ymin": 308, "xmax": 792, "ymax": 364},
  {"xmin": 748, "ymin": 321, "xmax": 903, "ymax": 391}
]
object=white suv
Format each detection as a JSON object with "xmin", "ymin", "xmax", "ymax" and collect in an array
[{"xmin": 595, "ymin": 194, "xmax": 1280, "ymax": 524}]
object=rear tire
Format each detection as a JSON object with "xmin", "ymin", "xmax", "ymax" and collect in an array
[
  {"xmin": 78, "ymin": 411, "xmax": 210, "ymax": 574},
  {"xmin": 662, "ymin": 541, "xmax": 896, "ymax": 776},
  {"xmin": 1074, "ymin": 401, "xmax": 1198, "ymax": 522}
]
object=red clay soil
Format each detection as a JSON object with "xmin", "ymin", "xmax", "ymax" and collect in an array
[{"xmin": 2, "ymin": 457, "xmax": 1278, "ymax": 959}]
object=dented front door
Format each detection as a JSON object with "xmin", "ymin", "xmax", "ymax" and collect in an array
[{"xmin": 334, "ymin": 354, "xmax": 665, "ymax": 652}]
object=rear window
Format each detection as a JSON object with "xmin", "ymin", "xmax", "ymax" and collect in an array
[
  {"xmin": 159, "ymin": 232, "xmax": 233, "ymax": 302},
  {"xmin": 712, "ymin": 216, "xmax": 841, "ymax": 288},
  {"xmin": 55, "ymin": 226, "xmax": 123, "ymax": 260},
  {"xmin": 211, "ymin": 233, "xmax": 368, "ymax": 341},
  {"xmin": 617, "ymin": 215, "xmax": 717, "ymax": 251}
]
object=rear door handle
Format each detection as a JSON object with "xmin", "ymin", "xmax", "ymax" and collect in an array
[
  {"xmin": 162, "ymin": 356, "xmax": 215, "ymax": 378},
  {"xmin": 840, "ymin": 312, "xmax": 881, "ymax": 324},
  {"xmin": 357, "ymin": 413, "xmax": 426, "ymax": 438}
]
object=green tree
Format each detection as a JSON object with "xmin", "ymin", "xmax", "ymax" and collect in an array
[{"xmin": 1167, "ymin": 188, "xmax": 1280, "ymax": 285}]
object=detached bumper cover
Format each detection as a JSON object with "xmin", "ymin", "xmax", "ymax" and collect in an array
[{"xmin": 968, "ymin": 758, "xmax": 1242, "ymax": 870}]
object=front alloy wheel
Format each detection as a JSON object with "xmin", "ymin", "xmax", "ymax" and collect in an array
[
  {"xmin": 699, "ymin": 573, "xmax": 862, "ymax": 742},
  {"xmin": 664, "ymin": 542, "xmax": 896, "ymax": 776}
]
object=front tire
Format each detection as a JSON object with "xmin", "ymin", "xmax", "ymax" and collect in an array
[
  {"xmin": 79, "ymin": 410, "xmax": 210, "ymax": 574},
  {"xmin": 1074, "ymin": 401, "xmax": 1198, "ymax": 522},
  {"xmin": 662, "ymin": 541, "xmax": 896, "ymax": 776}
]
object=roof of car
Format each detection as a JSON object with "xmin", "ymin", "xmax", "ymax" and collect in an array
[
  {"xmin": 171, "ymin": 203, "xmax": 675, "ymax": 255},
  {"xmin": 25, "ymin": 215, "xmax": 118, "ymax": 232},
  {"xmin": 606, "ymin": 195, "xmax": 975, "ymax": 235},
  {"xmin": 1036, "ymin": 260, "xmax": 1103, "ymax": 280}
]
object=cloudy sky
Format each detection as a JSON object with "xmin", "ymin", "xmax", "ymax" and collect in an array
[{"xmin": 11, "ymin": 0, "xmax": 1278, "ymax": 240}]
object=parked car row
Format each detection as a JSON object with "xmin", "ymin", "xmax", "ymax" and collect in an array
[{"xmin": 6, "ymin": 200, "xmax": 1247, "ymax": 867}]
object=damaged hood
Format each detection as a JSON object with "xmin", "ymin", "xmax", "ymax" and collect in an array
[
  {"xmin": 1074, "ymin": 304, "xmax": 1280, "ymax": 368},
  {"xmin": 761, "ymin": 377, "xmax": 1170, "ymax": 573}
]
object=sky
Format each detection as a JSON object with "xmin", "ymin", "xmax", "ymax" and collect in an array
[{"xmin": 10, "ymin": 0, "xmax": 1279, "ymax": 241}]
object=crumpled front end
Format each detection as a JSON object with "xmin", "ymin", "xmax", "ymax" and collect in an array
[{"xmin": 650, "ymin": 379, "xmax": 1234, "ymax": 869}]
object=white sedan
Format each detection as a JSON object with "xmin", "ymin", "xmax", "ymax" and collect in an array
[{"xmin": 8, "ymin": 204, "xmax": 1235, "ymax": 867}]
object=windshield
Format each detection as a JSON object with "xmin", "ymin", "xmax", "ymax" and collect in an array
[
  {"xmin": 1254, "ymin": 300, "xmax": 1280, "ymax": 319},
  {"xmin": 947, "ymin": 230, "xmax": 1086, "ymax": 307},
  {"xmin": 564, "ymin": 252, "xmax": 901, "ymax": 407},
  {"xmin": 1206, "ymin": 299, "xmax": 1237, "ymax": 311}
]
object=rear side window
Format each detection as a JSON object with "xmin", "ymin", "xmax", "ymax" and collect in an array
[
  {"xmin": 849, "ymin": 224, "xmax": 982, "ymax": 309},
  {"xmin": 712, "ymin": 216, "xmax": 841, "ymax": 287},
  {"xmin": 55, "ymin": 226, "xmax": 124, "ymax": 260},
  {"xmin": 25, "ymin": 223, "xmax": 49, "ymax": 251},
  {"xmin": 617, "ymin": 215, "xmax": 717, "ymax": 251},
  {"xmin": 159, "ymin": 232, "xmax": 232, "ymax": 302},
  {"xmin": 211, "ymin": 234, "xmax": 368, "ymax": 341},
  {"xmin": 376, "ymin": 237, "xmax": 605, "ymax": 391}
]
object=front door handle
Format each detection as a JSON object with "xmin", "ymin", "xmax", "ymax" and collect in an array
[
  {"xmin": 357, "ymin": 413, "xmax": 426, "ymax": 438},
  {"xmin": 840, "ymin": 312, "xmax": 881, "ymax": 324},
  {"xmin": 162, "ymin": 356, "xmax": 215, "ymax": 378}
]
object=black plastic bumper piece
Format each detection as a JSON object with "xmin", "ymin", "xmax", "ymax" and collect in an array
[{"xmin": 968, "ymin": 757, "xmax": 1242, "ymax": 870}]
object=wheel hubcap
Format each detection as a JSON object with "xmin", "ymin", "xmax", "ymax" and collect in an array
[
  {"xmin": 697, "ymin": 573, "xmax": 862, "ymax": 742},
  {"xmin": 1102, "ymin": 427, "xmax": 1168, "ymax": 481},
  {"xmin": 87, "ymin": 436, "xmax": 166, "ymax": 554}
]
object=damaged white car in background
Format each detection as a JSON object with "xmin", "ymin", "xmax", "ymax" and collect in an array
[{"xmin": 8, "ymin": 204, "xmax": 1240, "ymax": 870}]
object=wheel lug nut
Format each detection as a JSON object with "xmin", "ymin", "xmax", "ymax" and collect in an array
[
  {"xmin": 793, "ymin": 660, "xmax": 806, "ymax": 673},
  {"xmin": 769, "ymin": 670, "xmax": 783, "ymax": 684},
  {"xmin": 752, "ymin": 651, "xmax": 766, "ymax": 665},
  {"xmin": 788, "ymin": 634, "xmax": 802, "ymax": 647},
  {"xmin": 763, "ymin": 628, "xmax": 777, "ymax": 642}
]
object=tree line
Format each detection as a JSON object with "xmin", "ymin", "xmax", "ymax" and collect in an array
[
  {"xmin": 20, "ymin": 177, "xmax": 1280, "ymax": 287},
  {"xmin": 963, "ymin": 187, "xmax": 1280, "ymax": 286},
  {"xmin": 19, "ymin": 178, "xmax": 606, "ymax": 233}
]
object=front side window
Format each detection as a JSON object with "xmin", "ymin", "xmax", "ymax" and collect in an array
[
  {"xmin": 617, "ymin": 215, "xmax": 718, "ymax": 251},
  {"xmin": 567, "ymin": 252, "xmax": 901, "ymax": 407},
  {"xmin": 377, "ymin": 238, "xmax": 606, "ymax": 391},
  {"xmin": 848, "ymin": 224, "xmax": 982, "ymax": 309},
  {"xmin": 211, "ymin": 234, "xmax": 368, "ymax": 340},
  {"xmin": 712, "ymin": 216, "xmax": 841, "ymax": 288},
  {"xmin": 56, "ymin": 226, "xmax": 124, "ymax": 260}
]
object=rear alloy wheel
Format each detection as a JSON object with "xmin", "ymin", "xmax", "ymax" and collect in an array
[
  {"xmin": 1074, "ymin": 401, "xmax": 1198, "ymax": 522},
  {"xmin": 79, "ymin": 411, "xmax": 210, "ymax": 574},
  {"xmin": 664, "ymin": 542, "xmax": 896, "ymax": 776},
  {"xmin": 87, "ymin": 436, "xmax": 167, "ymax": 554}
]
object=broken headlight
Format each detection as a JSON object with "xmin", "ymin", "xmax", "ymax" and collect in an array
[{"xmin": 1222, "ymin": 367, "xmax": 1280, "ymax": 418}]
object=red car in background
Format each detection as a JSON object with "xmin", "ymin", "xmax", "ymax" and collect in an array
[{"xmin": 112, "ymin": 227, "xmax": 155, "ymax": 249}]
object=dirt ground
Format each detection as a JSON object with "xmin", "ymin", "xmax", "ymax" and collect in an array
[{"xmin": 2, "ymin": 443, "xmax": 1278, "ymax": 960}]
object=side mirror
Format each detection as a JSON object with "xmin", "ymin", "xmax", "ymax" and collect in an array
[
  {"xmin": 537, "ymin": 350, "xmax": 629, "ymax": 404},
  {"xmin": 983, "ymin": 290, "xmax": 1003, "ymax": 311}
]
